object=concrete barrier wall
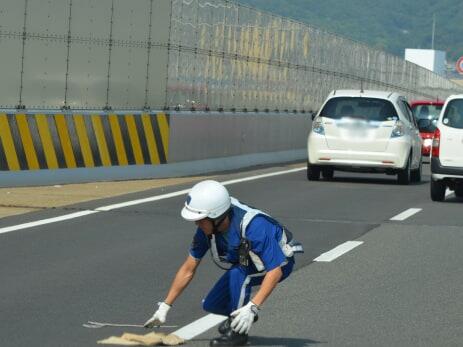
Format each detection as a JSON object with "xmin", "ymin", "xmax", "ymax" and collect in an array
[
  {"xmin": 0, "ymin": 111, "xmax": 310, "ymax": 187},
  {"xmin": 168, "ymin": 112, "xmax": 311, "ymax": 162}
]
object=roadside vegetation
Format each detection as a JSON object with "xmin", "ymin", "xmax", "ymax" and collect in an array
[{"xmin": 240, "ymin": 0, "xmax": 463, "ymax": 62}]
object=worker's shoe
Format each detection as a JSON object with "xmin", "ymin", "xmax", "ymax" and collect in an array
[
  {"xmin": 209, "ymin": 330, "xmax": 248, "ymax": 347},
  {"xmin": 218, "ymin": 315, "xmax": 258, "ymax": 335},
  {"xmin": 218, "ymin": 318, "xmax": 232, "ymax": 335}
]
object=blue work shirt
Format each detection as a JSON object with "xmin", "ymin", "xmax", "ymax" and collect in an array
[{"xmin": 189, "ymin": 203, "xmax": 287, "ymax": 272}]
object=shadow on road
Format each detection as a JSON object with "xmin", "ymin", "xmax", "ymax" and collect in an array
[
  {"xmin": 439, "ymin": 195, "xmax": 463, "ymax": 204},
  {"xmin": 317, "ymin": 175, "xmax": 429, "ymax": 186},
  {"xmin": 249, "ymin": 335, "xmax": 323, "ymax": 346},
  {"xmin": 191, "ymin": 336, "xmax": 323, "ymax": 346}
]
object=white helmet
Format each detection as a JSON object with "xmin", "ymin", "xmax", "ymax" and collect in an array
[{"xmin": 181, "ymin": 180, "xmax": 231, "ymax": 221}]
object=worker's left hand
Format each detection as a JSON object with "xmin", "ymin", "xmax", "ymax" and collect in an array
[
  {"xmin": 144, "ymin": 302, "xmax": 171, "ymax": 328},
  {"xmin": 230, "ymin": 301, "xmax": 259, "ymax": 334}
]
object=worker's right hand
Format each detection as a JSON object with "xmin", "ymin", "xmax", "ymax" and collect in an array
[{"xmin": 143, "ymin": 302, "xmax": 171, "ymax": 328}]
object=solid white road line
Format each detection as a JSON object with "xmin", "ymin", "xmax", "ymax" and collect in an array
[
  {"xmin": 313, "ymin": 241, "xmax": 363, "ymax": 262},
  {"xmin": 172, "ymin": 314, "xmax": 227, "ymax": 340},
  {"xmin": 390, "ymin": 208, "xmax": 422, "ymax": 221},
  {"xmin": 221, "ymin": 167, "xmax": 305, "ymax": 186},
  {"xmin": 0, "ymin": 166, "xmax": 305, "ymax": 234},
  {"xmin": 96, "ymin": 167, "xmax": 306, "ymax": 211},
  {"xmin": 95, "ymin": 189, "xmax": 191, "ymax": 212},
  {"xmin": 0, "ymin": 210, "xmax": 99, "ymax": 234}
]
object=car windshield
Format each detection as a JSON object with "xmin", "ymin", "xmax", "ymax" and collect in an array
[
  {"xmin": 417, "ymin": 119, "xmax": 438, "ymax": 132},
  {"xmin": 412, "ymin": 104, "xmax": 442, "ymax": 132},
  {"xmin": 442, "ymin": 99, "xmax": 463, "ymax": 129},
  {"xmin": 412, "ymin": 104, "xmax": 442, "ymax": 122},
  {"xmin": 319, "ymin": 97, "xmax": 398, "ymax": 121}
]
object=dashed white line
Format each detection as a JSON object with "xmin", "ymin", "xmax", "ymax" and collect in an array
[
  {"xmin": 390, "ymin": 208, "xmax": 422, "ymax": 221},
  {"xmin": 0, "ymin": 167, "xmax": 305, "ymax": 234},
  {"xmin": 313, "ymin": 241, "xmax": 363, "ymax": 262},
  {"xmin": 173, "ymin": 314, "xmax": 227, "ymax": 340}
]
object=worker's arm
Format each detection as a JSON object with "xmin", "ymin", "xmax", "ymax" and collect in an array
[
  {"xmin": 250, "ymin": 265, "xmax": 282, "ymax": 307},
  {"xmin": 144, "ymin": 255, "xmax": 200, "ymax": 327},
  {"xmin": 164, "ymin": 255, "xmax": 201, "ymax": 305}
]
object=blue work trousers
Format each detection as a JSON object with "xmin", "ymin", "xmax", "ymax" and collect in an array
[{"xmin": 202, "ymin": 259, "xmax": 294, "ymax": 316}]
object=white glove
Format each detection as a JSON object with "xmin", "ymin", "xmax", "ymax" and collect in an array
[
  {"xmin": 230, "ymin": 301, "xmax": 259, "ymax": 334},
  {"xmin": 144, "ymin": 302, "xmax": 171, "ymax": 328}
]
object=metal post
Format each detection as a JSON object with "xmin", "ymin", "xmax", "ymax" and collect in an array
[
  {"xmin": 63, "ymin": 0, "xmax": 73, "ymax": 110},
  {"xmin": 164, "ymin": 0, "xmax": 174, "ymax": 110},
  {"xmin": 17, "ymin": 0, "xmax": 29, "ymax": 109},
  {"xmin": 431, "ymin": 14, "xmax": 435, "ymax": 50},
  {"xmin": 144, "ymin": 0, "xmax": 154, "ymax": 110},
  {"xmin": 104, "ymin": 0, "xmax": 115, "ymax": 111}
]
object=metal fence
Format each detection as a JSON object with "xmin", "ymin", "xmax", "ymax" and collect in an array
[
  {"xmin": 167, "ymin": 0, "xmax": 463, "ymax": 111},
  {"xmin": 0, "ymin": 0, "xmax": 461, "ymax": 111},
  {"xmin": 0, "ymin": 0, "xmax": 171, "ymax": 110}
]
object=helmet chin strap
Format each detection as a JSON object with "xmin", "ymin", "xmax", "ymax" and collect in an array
[{"xmin": 209, "ymin": 209, "xmax": 231, "ymax": 234}]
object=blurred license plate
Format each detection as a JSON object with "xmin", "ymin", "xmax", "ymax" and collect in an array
[{"xmin": 348, "ymin": 127, "xmax": 367, "ymax": 137}]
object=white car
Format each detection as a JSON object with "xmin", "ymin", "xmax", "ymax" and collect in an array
[
  {"xmin": 307, "ymin": 90, "xmax": 423, "ymax": 184},
  {"xmin": 430, "ymin": 94, "xmax": 463, "ymax": 201}
]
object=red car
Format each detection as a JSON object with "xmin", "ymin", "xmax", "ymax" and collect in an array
[{"xmin": 410, "ymin": 100, "xmax": 444, "ymax": 157}]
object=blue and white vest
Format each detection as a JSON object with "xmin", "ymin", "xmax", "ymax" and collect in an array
[{"xmin": 210, "ymin": 198, "xmax": 303, "ymax": 272}]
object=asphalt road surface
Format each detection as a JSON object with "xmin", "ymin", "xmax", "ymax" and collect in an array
[{"xmin": 1, "ymin": 163, "xmax": 462, "ymax": 347}]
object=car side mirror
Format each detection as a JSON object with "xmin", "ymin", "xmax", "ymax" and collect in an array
[{"xmin": 311, "ymin": 110, "xmax": 318, "ymax": 121}]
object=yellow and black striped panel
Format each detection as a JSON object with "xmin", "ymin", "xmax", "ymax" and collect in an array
[{"xmin": 0, "ymin": 112, "xmax": 169, "ymax": 171}]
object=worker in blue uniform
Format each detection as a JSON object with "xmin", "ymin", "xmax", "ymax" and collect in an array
[{"xmin": 144, "ymin": 180, "xmax": 303, "ymax": 346}]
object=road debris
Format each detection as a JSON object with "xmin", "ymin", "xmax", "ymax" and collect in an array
[{"xmin": 97, "ymin": 332, "xmax": 185, "ymax": 346}]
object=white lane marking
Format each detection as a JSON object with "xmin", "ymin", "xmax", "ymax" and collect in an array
[
  {"xmin": 0, "ymin": 166, "xmax": 305, "ymax": 233},
  {"xmin": 390, "ymin": 208, "xmax": 422, "ymax": 221},
  {"xmin": 221, "ymin": 167, "xmax": 305, "ymax": 186},
  {"xmin": 313, "ymin": 241, "xmax": 363, "ymax": 262},
  {"xmin": 0, "ymin": 210, "xmax": 99, "ymax": 234},
  {"xmin": 96, "ymin": 167, "xmax": 305, "ymax": 211},
  {"xmin": 95, "ymin": 189, "xmax": 190, "ymax": 211},
  {"xmin": 172, "ymin": 314, "xmax": 227, "ymax": 340}
]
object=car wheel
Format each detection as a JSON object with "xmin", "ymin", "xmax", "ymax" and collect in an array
[
  {"xmin": 397, "ymin": 155, "xmax": 411, "ymax": 185},
  {"xmin": 410, "ymin": 157, "xmax": 422, "ymax": 183},
  {"xmin": 455, "ymin": 186, "xmax": 463, "ymax": 198},
  {"xmin": 322, "ymin": 168, "xmax": 334, "ymax": 180},
  {"xmin": 307, "ymin": 162, "xmax": 320, "ymax": 181},
  {"xmin": 430, "ymin": 180, "xmax": 446, "ymax": 201}
]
